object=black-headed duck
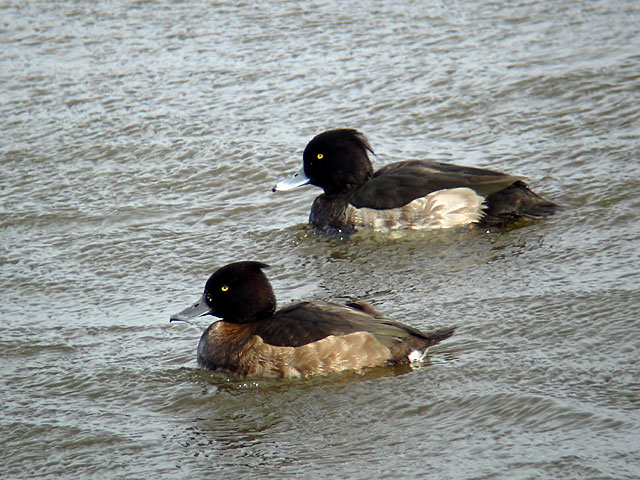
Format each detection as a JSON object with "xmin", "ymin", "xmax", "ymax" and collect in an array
[
  {"xmin": 273, "ymin": 128, "xmax": 559, "ymax": 231},
  {"xmin": 170, "ymin": 261, "xmax": 454, "ymax": 378}
]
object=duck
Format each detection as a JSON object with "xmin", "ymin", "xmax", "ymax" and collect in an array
[
  {"xmin": 170, "ymin": 261, "xmax": 455, "ymax": 378},
  {"xmin": 273, "ymin": 128, "xmax": 559, "ymax": 231}
]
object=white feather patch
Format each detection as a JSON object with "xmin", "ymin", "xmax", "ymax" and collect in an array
[
  {"xmin": 347, "ymin": 187, "xmax": 485, "ymax": 230},
  {"xmin": 408, "ymin": 349, "xmax": 427, "ymax": 363}
]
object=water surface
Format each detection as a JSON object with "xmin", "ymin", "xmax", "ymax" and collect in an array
[{"xmin": 1, "ymin": 1, "xmax": 639, "ymax": 478}]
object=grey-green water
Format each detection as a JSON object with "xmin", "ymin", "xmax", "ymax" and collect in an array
[{"xmin": 1, "ymin": 1, "xmax": 639, "ymax": 478}]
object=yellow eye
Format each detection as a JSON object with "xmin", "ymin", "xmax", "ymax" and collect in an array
[
  {"xmin": 317, "ymin": 153, "xmax": 324, "ymax": 160},
  {"xmin": 221, "ymin": 285, "xmax": 229, "ymax": 292}
]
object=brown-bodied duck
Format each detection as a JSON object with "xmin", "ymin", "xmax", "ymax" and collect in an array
[{"xmin": 170, "ymin": 261, "xmax": 455, "ymax": 378}]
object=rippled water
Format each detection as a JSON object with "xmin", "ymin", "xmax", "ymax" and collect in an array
[{"xmin": 2, "ymin": 1, "xmax": 639, "ymax": 478}]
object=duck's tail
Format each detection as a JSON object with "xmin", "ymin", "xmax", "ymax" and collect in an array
[
  {"xmin": 390, "ymin": 326, "xmax": 456, "ymax": 363},
  {"xmin": 421, "ymin": 326, "xmax": 456, "ymax": 348},
  {"xmin": 481, "ymin": 181, "xmax": 560, "ymax": 227}
]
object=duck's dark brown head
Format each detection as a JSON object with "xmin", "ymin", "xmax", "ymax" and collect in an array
[
  {"xmin": 303, "ymin": 129, "xmax": 375, "ymax": 196},
  {"xmin": 170, "ymin": 261, "xmax": 276, "ymax": 324}
]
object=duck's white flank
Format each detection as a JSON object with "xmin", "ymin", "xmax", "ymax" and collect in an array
[{"xmin": 346, "ymin": 187, "xmax": 485, "ymax": 230}]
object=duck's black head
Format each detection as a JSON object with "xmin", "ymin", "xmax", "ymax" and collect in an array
[
  {"xmin": 170, "ymin": 261, "xmax": 277, "ymax": 324},
  {"xmin": 302, "ymin": 129, "xmax": 375, "ymax": 196}
]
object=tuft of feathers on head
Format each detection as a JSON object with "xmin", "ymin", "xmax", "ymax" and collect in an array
[
  {"xmin": 344, "ymin": 129, "xmax": 375, "ymax": 156},
  {"xmin": 327, "ymin": 128, "xmax": 375, "ymax": 157}
]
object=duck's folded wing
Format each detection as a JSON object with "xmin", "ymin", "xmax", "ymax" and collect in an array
[
  {"xmin": 253, "ymin": 301, "xmax": 431, "ymax": 348},
  {"xmin": 349, "ymin": 160, "xmax": 524, "ymax": 210}
]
